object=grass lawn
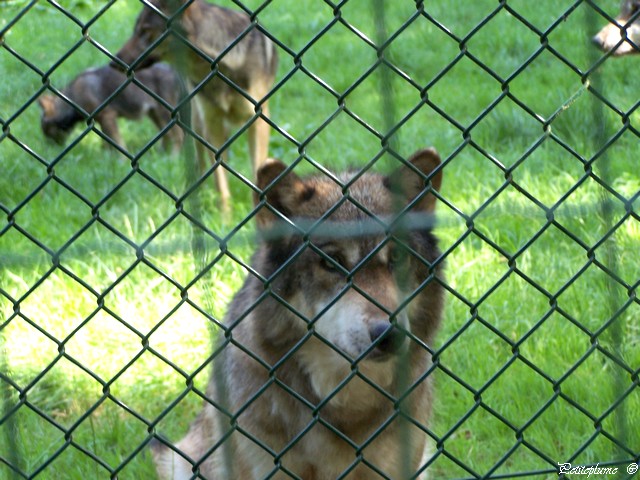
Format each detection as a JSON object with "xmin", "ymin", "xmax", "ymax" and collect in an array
[{"xmin": 1, "ymin": 0, "xmax": 638, "ymax": 478}]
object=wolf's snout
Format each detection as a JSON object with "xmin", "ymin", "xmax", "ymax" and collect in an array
[{"xmin": 369, "ymin": 323, "xmax": 406, "ymax": 356}]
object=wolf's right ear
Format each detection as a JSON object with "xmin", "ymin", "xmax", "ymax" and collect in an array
[
  {"xmin": 387, "ymin": 148, "xmax": 442, "ymax": 212},
  {"xmin": 255, "ymin": 160, "xmax": 311, "ymax": 229},
  {"xmin": 151, "ymin": 0, "xmax": 189, "ymax": 12}
]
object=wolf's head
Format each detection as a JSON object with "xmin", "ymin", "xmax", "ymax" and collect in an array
[
  {"xmin": 253, "ymin": 149, "xmax": 444, "ymax": 399},
  {"xmin": 112, "ymin": 0, "xmax": 191, "ymax": 70},
  {"xmin": 38, "ymin": 95, "xmax": 73, "ymax": 144},
  {"xmin": 593, "ymin": 0, "xmax": 640, "ymax": 56}
]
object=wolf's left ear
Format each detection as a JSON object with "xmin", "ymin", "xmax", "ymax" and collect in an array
[
  {"xmin": 150, "ymin": 0, "xmax": 188, "ymax": 14},
  {"xmin": 387, "ymin": 148, "xmax": 442, "ymax": 212},
  {"xmin": 255, "ymin": 159, "xmax": 312, "ymax": 229}
]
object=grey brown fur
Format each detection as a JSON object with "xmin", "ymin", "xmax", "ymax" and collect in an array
[{"xmin": 152, "ymin": 148, "xmax": 446, "ymax": 479}]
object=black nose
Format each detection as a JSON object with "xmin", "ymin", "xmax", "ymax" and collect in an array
[{"xmin": 369, "ymin": 323, "xmax": 406, "ymax": 355}]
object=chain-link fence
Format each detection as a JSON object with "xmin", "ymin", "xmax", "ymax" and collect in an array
[{"xmin": 1, "ymin": 0, "xmax": 639, "ymax": 479}]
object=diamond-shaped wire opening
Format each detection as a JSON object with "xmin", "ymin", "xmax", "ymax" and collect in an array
[
  {"xmin": 471, "ymin": 183, "xmax": 550, "ymax": 258},
  {"xmin": 37, "ymin": 441, "xmax": 115, "ymax": 479},
  {"xmin": 550, "ymin": 94, "xmax": 624, "ymax": 160},
  {"xmin": 0, "ymin": 141, "xmax": 49, "ymax": 214},
  {"xmin": 555, "ymin": 261, "xmax": 631, "ymax": 334},
  {"xmin": 517, "ymin": 309, "xmax": 592, "ymax": 381},
  {"xmin": 23, "ymin": 355, "xmax": 105, "ymax": 431},
  {"xmin": 303, "ymin": 111, "xmax": 385, "ymax": 170},
  {"xmin": 9, "ymin": 178, "xmax": 94, "ymax": 253},
  {"xmin": 63, "ymin": 308, "xmax": 145, "ymax": 383},
  {"xmin": 268, "ymin": 71, "xmax": 344, "ymax": 151},
  {"xmin": 142, "ymin": 216, "xmax": 216, "ymax": 286},
  {"xmin": 594, "ymin": 216, "xmax": 640, "ymax": 288},
  {"xmin": 437, "ymin": 229, "xmax": 512, "ymax": 306},
  {"xmin": 102, "ymin": 260, "xmax": 183, "ymax": 330},
  {"xmin": 545, "ymin": 1, "xmax": 604, "ymax": 73},
  {"xmin": 148, "ymin": 302, "xmax": 215, "ymax": 371},
  {"xmin": 300, "ymin": 21, "xmax": 378, "ymax": 96},
  {"xmin": 97, "ymin": 171, "xmax": 181, "ymax": 245},
  {"xmin": 16, "ymin": 269, "xmax": 98, "ymax": 343},
  {"xmin": 524, "ymin": 394, "xmax": 600, "ymax": 463},
  {"xmin": 0, "ymin": 399, "xmax": 69, "ymax": 478},
  {"xmin": 53, "ymin": 150, "xmax": 134, "ymax": 204},
  {"xmin": 553, "ymin": 180, "xmax": 621, "ymax": 249},
  {"xmin": 469, "ymin": 97, "xmax": 544, "ymax": 168},
  {"xmin": 341, "ymin": 62, "xmax": 425, "ymax": 140},
  {"xmin": 0, "ymin": 228, "xmax": 51, "ymax": 301},
  {"xmin": 560, "ymin": 348, "xmax": 633, "ymax": 425},
  {"xmin": 56, "ymin": 221, "xmax": 137, "ymax": 293},
  {"xmin": 477, "ymin": 271, "xmax": 553, "ymax": 342},
  {"xmin": 597, "ymin": 385, "xmax": 640, "ymax": 460},
  {"xmin": 264, "ymin": 0, "xmax": 338, "ymax": 54},
  {"xmin": 382, "ymin": 8, "xmax": 461, "ymax": 88},
  {"xmin": 439, "ymin": 146, "xmax": 507, "ymax": 216},
  {"xmin": 516, "ymin": 222, "xmax": 594, "ymax": 296},
  {"xmin": 438, "ymin": 318, "xmax": 516, "ymax": 394},
  {"xmin": 482, "ymin": 358, "xmax": 554, "ymax": 429},
  {"xmin": 109, "ymin": 348, "xmax": 208, "ymax": 426},
  {"xmin": 592, "ymin": 53, "xmax": 640, "ymax": 112},
  {"xmin": 186, "ymin": 241, "xmax": 252, "ymax": 317},
  {"xmin": 1, "ymin": 3, "xmax": 84, "ymax": 74},
  {"xmin": 2, "ymin": 311, "xmax": 60, "ymax": 388},
  {"xmin": 427, "ymin": 54, "xmax": 503, "ymax": 129},
  {"xmin": 440, "ymin": 402, "xmax": 521, "ymax": 477},
  {"xmin": 465, "ymin": 6, "xmax": 544, "ymax": 81},
  {"xmin": 68, "ymin": 397, "xmax": 158, "ymax": 478},
  {"xmin": 508, "ymin": 48, "xmax": 584, "ymax": 120}
]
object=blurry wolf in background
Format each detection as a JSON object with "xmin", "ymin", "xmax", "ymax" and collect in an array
[
  {"xmin": 593, "ymin": 0, "xmax": 640, "ymax": 55},
  {"xmin": 114, "ymin": 0, "xmax": 278, "ymax": 208},
  {"xmin": 150, "ymin": 148, "xmax": 445, "ymax": 479},
  {"xmin": 38, "ymin": 63, "xmax": 183, "ymax": 152}
]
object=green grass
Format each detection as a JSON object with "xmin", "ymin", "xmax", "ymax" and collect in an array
[{"xmin": 1, "ymin": 0, "xmax": 639, "ymax": 478}]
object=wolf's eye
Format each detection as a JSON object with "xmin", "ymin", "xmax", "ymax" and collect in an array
[{"xmin": 320, "ymin": 252, "xmax": 347, "ymax": 273}]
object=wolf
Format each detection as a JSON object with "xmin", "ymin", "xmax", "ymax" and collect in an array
[
  {"xmin": 151, "ymin": 148, "xmax": 446, "ymax": 479},
  {"xmin": 113, "ymin": 0, "xmax": 278, "ymax": 208},
  {"xmin": 38, "ymin": 63, "xmax": 183, "ymax": 151},
  {"xmin": 593, "ymin": 0, "xmax": 640, "ymax": 55}
]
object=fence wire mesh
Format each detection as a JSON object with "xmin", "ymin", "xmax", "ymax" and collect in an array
[{"xmin": 1, "ymin": 0, "xmax": 639, "ymax": 479}]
